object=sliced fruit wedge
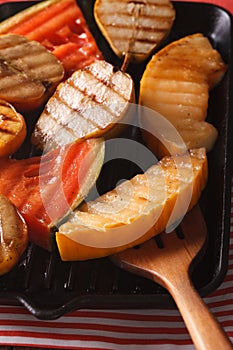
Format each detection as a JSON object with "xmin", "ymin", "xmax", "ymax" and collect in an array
[
  {"xmin": 31, "ymin": 60, "xmax": 135, "ymax": 151},
  {"xmin": 56, "ymin": 148, "xmax": 207, "ymax": 261},
  {"xmin": 0, "ymin": 0, "xmax": 102, "ymax": 78},
  {"xmin": 94, "ymin": 0, "xmax": 175, "ymax": 64},
  {"xmin": 0, "ymin": 138, "xmax": 105, "ymax": 250},
  {"xmin": 0, "ymin": 33, "xmax": 64, "ymax": 112},
  {"xmin": 139, "ymin": 33, "xmax": 227, "ymax": 157},
  {"xmin": 0, "ymin": 99, "xmax": 26, "ymax": 157},
  {"xmin": 0, "ymin": 194, "xmax": 28, "ymax": 275}
]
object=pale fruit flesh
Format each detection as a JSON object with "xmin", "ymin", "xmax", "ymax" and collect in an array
[
  {"xmin": 56, "ymin": 148, "xmax": 208, "ymax": 261},
  {"xmin": 94, "ymin": 0, "xmax": 175, "ymax": 63},
  {"xmin": 139, "ymin": 33, "xmax": 227, "ymax": 157},
  {"xmin": 31, "ymin": 60, "xmax": 135, "ymax": 151}
]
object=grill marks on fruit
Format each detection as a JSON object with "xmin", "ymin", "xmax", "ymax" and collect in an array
[
  {"xmin": 0, "ymin": 113, "xmax": 19, "ymax": 135},
  {"xmin": 0, "ymin": 37, "xmax": 61, "ymax": 85},
  {"xmin": 94, "ymin": 0, "xmax": 175, "ymax": 58},
  {"xmin": 140, "ymin": 34, "xmax": 227, "ymax": 121},
  {"xmin": 0, "ymin": 100, "xmax": 26, "ymax": 157},
  {"xmin": 139, "ymin": 33, "xmax": 227, "ymax": 155},
  {"xmin": 56, "ymin": 148, "xmax": 208, "ymax": 261},
  {"xmin": 46, "ymin": 66, "xmax": 128, "ymax": 132},
  {"xmin": 32, "ymin": 60, "xmax": 134, "ymax": 151},
  {"xmin": 1, "ymin": 0, "xmax": 102, "ymax": 78},
  {"xmin": 0, "ymin": 34, "xmax": 64, "ymax": 110}
]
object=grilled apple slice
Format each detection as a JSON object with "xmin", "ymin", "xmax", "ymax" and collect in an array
[
  {"xmin": 0, "ymin": 194, "xmax": 28, "ymax": 275},
  {"xmin": 0, "ymin": 33, "xmax": 64, "ymax": 111},
  {"xmin": 94, "ymin": 0, "xmax": 175, "ymax": 63},
  {"xmin": 0, "ymin": 100, "xmax": 26, "ymax": 157},
  {"xmin": 139, "ymin": 33, "xmax": 227, "ymax": 157},
  {"xmin": 56, "ymin": 148, "xmax": 207, "ymax": 261},
  {"xmin": 31, "ymin": 60, "xmax": 134, "ymax": 151}
]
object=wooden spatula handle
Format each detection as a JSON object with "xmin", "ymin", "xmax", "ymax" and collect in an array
[{"xmin": 165, "ymin": 275, "xmax": 233, "ymax": 350}]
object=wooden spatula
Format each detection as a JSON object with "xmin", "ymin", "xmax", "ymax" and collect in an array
[{"xmin": 111, "ymin": 205, "xmax": 233, "ymax": 350}]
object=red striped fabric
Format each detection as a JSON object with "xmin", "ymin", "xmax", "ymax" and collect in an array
[{"xmin": 0, "ymin": 0, "xmax": 232, "ymax": 349}]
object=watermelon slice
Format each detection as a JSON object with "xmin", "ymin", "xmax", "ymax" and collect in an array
[{"xmin": 0, "ymin": 138, "xmax": 105, "ymax": 250}]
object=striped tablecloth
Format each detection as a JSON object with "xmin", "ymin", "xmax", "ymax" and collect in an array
[{"xmin": 0, "ymin": 0, "xmax": 232, "ymax": 349}]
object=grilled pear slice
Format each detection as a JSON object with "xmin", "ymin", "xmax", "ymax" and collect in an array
[
  {"xmin": 31, "ymin": 60, "xmax": 135, "ymax": 151},
  {"xmin": 56, "ymin": 148, "xmax": 207, "ymax": 261},
  {"xmin": 0, "ymin": 33, "xmax": 64, "ymax": 112},
  {"xmin": 0, "ymin": 194, "xmax": 28, "ymax": 275},
  {"xmin": 139, "ymin": 33, "xmax": 227, "ymax": 157},
  {"xmin": 94, "ymin": 0, "xmax": 175, "ymax": 63}
]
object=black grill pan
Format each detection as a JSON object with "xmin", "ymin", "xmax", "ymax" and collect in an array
[{"xmin": 0, "ymin": 1, "xmax": 232, "ymax": 320}]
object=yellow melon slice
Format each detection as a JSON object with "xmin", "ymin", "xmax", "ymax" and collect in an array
[{"xmin": 56, "ymin": 148, "xmax": 207, "ymax": 261}]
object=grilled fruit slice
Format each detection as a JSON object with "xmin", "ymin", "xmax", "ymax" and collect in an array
[
  {"xmin": 0, "ymin": 33, "xmax": 64, "ymax": 112},
  {"xmin": 0, "ymin": 100, "xmax": 26, "ymax": 157},
  {"xmin": 0, "ymin": 138, "xmax": 105, "ymax": 250},
  {"xmin": 56, "ymin": 148, "xmax": 207, "ymax": 261},
  {"xmin": 139, "ymin": 33, "xmax": 227, "ymax": 157},
  {"xmin": 31, "ymin": 60, "xmax": 134, "ymax": 151},
  {"xmin": 0, "ymin": 0, "xmax": 102, "ymax": 78},
  {"xmin": 94, "ymin": 0, "xmax": 175, "ymax": 63},
  {"xmin": 0, "ymin": 194, "xmax": 28, "ymax": 275}
]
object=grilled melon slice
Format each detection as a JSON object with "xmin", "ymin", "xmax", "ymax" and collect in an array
[
  {"xmin": 56, "ymin": 148, "xmax": 207, "ymax": 261},
  {"xmin": 31, "ymin": 60, "xmax": 135, "ymax": 151},
  {"xmin": 94, "ymin": 0, "xmax": 175, "ymax": 63},
  {"xmin": 139, "ymin": 33, "xmax": 227, "ymax": 157}
]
